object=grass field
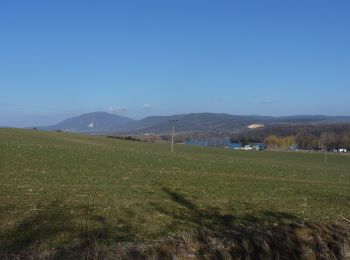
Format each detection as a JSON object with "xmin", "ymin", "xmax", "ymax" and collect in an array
[{"xmin": 0, "ymin": 128, "xmax": 349, "ymax": 256}]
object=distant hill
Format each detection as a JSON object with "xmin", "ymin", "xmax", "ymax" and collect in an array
[
  {"xmin": 41, "ymin": 112, "xmax": 134, "ymax": 133},
  {"xmin": 120, "ymin": 113, "xmax": 350, "ymax": 135},
  {"xmin": 42, "ymin": 112, "xmax": 350, "ymax": 134},
  {"xmin": 119, "ymin": 113, "xmax": 272, "ymax": 134},
  {"xmin": 230, "ymin": 123, "xmax": 350, "ymax": 144},
  {"xmin": 119, "ymin": 114, "xmax": 186, "ymax": 133}
]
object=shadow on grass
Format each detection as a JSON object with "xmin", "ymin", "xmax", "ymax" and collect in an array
[
  {"xmin": 146, "ymin": 187, "xmax": 348, "ymax": 259},
  {"xmin": 0, "ymin": 201, "xmax": 75, "ymax": 254},
  {"xmin": 0, "ymin": 189, "xmax": 348, "ymax": 259},
  {"xmin": 0, "ymin": 200, "xmax": 139, "ymax": 259},
  {"xmin": 156, "ymin": 187, "xmax": 302, "ymax": 231}
]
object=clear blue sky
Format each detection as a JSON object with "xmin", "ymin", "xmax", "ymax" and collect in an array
[{"xmin": 1, "ymin": 0, "xmax": 349, "ymax": 126}]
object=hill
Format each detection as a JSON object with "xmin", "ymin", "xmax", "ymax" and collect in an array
[
  {"xmin": 42, "ymin": 112, "xmax": 350, "ymax": 135},
  {"xmin": 123, "ymin": 113, "xmax": 350, "ymax": 134},
  {"xmin": 119, "ymin": 114, "xmax": 185, "ymax": 133},
  {"xmin": 0, "ymin": 129, "xmax": 349, "ymax": 258},
  {"xmin": 119, "ymin": 113, "xmax": 272, "ymax": 134},
  {"xmin": 41, "ymin": 112, "xmax": 134, "ymax": 133}
]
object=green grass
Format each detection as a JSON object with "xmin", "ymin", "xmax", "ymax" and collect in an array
[{"xmin": 0, "ymin": 128, "xmax": 349, "ymax": 254}]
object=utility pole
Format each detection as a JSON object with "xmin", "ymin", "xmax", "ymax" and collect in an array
[
  {"xmin": 324, "ymin": 133, "xmax": 329, "ymax": 163},
  {"xmin": 169, "ymin": 120, "xmax": 178, "ymax": 153}
]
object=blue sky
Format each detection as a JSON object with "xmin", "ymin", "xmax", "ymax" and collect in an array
[{"xmin": 1, "ymin": 0, "xmax": 349, "ymax": 126}]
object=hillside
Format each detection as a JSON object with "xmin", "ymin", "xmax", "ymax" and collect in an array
[
  {"xmin": 42, "ymin": 112, "xmax": 350, "ymax": 135},
  {"xmin": 0, "ymin": 129, "xmax": 349, "ymax": 258},
  {"xmin": 231, "ymin": 123, "xmax": 350, "ymax": 148},
  {"xmin": 42, "ymin": 112, "xmax": 134, "ymax": 133}
]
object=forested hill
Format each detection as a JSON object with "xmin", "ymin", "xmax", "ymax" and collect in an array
[
  {"xmin": 40, "ymin": 112, "xmax": 350, "ymax": 134},
  {"xmin": 230, "ymin": 123, "xmax": 350, "ymax": 150}
]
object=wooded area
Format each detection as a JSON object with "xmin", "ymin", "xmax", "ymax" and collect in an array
[{"xmin": 230, "ymin": 124, "xmax": 350, "ymax": 150}]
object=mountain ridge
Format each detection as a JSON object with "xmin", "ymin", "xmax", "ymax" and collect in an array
[{"xmin": 40, "ymin": 112, "xmax": 350, "ymax": 134}]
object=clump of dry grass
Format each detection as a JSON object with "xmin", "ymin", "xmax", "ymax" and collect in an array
[
  {"xmin": 116, "ymin": 220, "xmax": 349, "ymax": 260},
  {"xmin": 4, "ymin": 220, "xmax": 347, "ymax": 260}
]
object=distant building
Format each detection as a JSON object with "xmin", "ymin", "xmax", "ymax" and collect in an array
[
  {"xmin": 237, "ymin": 143, "xmax": 267, "ymax": 151},
  {"xmin": 185, "ymin": 138, "xmax": 266, "ymax": 151},
  {"xmin": 337, "ymin": 148, "xmax": 348, "ymax": 153},
  {"xmin": 251, "ymin": 143, "xmax": 267, "ymax": 150},
  {"xmin": 243, "ymin": 145, "xmax": 253, "ymax": 150}
]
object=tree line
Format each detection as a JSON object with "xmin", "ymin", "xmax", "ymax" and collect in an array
[{"xmin": 230, "ymin": 124, "xmax": 350, "ymax": 150}]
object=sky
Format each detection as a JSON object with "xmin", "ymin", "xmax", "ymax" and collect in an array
[{"xmin": 1, "ymin": 0, "xmax": 350, "ymax": 127}]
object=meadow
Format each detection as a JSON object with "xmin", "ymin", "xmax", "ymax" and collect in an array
[{"xmin": 0, "ymin": 128, "xmax": 349, "ymax": 258}]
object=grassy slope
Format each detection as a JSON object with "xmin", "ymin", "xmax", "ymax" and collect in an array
[{"xmin": 0, "ymin": 128, "xmax": 349, "ymax": 253}]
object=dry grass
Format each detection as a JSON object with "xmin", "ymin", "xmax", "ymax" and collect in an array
[{"xmin": 2, "ymin": 220, "xmax": 349, "ymax": 259}]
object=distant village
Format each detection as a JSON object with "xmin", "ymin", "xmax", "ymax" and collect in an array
[
  {"xmin": 184, "ymin": 137, "xmax": 348, "ymax": 153},
  {"xmin": 184, "ymin": 138, "xmax": 267, "ymax": 151},
  {"xmin": 182, "ymin": 122, "xmax": 350, "ymax": 153}
]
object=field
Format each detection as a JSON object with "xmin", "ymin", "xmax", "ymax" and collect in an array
[{"xmin": 0, "ymin": 128, "xmax": 349, "ymax": 258}]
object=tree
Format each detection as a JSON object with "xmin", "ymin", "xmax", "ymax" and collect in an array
[
  {"xmin": 240, "ymin": 138, "xmax": 249, "ymax": 147},
  {"xmin": 340, "ymin": 132, "xmax": 350, "ymax": 149},
  {"xmin": 320, "ymin": 132, "xmax": 337, "ymax": 151},
  {"xmin": 296, "ymin": 132, "xmax": 319, "ymax": 150},
  {"xmin": 264, "ymin": 135, "xmax": 279, "ymax": 149},
  {"xmin": 264, "ymin": 135, "xmax": 296, "ymax": 150}
]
